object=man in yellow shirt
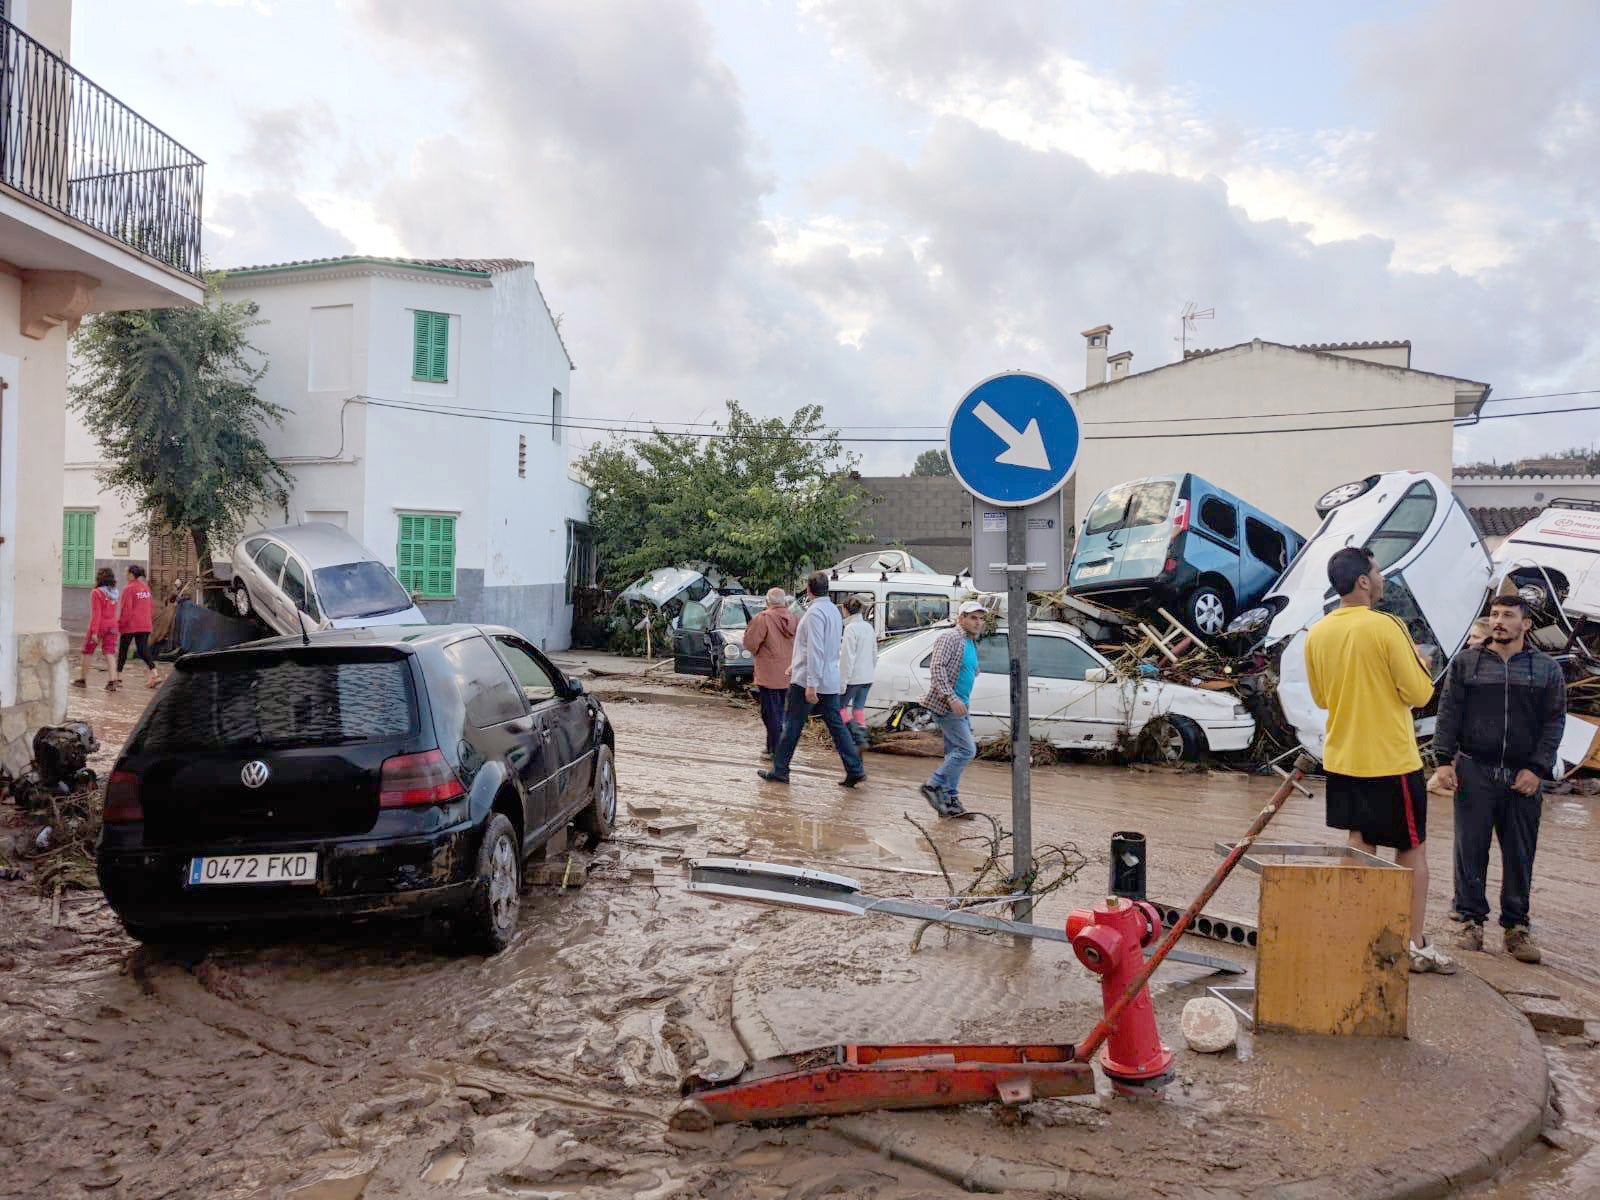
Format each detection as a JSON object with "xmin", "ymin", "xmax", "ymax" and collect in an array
[{"xmin": 1304, "ymin": 546, "xmax": 1456, "ymax": 975}]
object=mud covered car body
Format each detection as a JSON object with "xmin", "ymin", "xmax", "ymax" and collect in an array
[
  {"xmin": 97, "ymin": 624, "xmax": 615, "ymax": 950},
  {"xmin": 863, "ymin": 620, "xmax": 1254, "ymax": 759},
  {"xmin": 1254, "ymin": 471, "xmax": 1492, "ymax": 760}
]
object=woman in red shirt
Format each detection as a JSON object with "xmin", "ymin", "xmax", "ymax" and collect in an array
[
  {"xmin": 72, "ymin": 567, "xmax": 122, "ymax": 691},
  {"xmin": 116, "ymin": 564, "xmax": 160, "ymax": 689}
]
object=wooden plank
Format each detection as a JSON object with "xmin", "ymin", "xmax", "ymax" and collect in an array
[{"xmin": 1255, "ymin": 862, "xmax": 1411, "ymax": 1037}]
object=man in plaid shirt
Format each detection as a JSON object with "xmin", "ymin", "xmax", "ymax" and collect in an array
[{"xmin": 920, "ymin": 600, "xmax": 987, "ymax": 817}]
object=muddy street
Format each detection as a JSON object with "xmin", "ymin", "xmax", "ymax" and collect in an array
[{"xmin": 3, "ymin": 673, "xmax": 1599, "ymax": 1198}]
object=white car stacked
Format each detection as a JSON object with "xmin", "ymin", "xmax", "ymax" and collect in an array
[
  {"xmin": 230, "ymin": 523, "xmax": 426, "ymax": 636},
  {"xmin": 863, "ymin": 619, "xmax": 1255, "ymax": 760}
]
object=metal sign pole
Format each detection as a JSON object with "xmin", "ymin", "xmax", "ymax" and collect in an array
[{"xmin": 1006, "ymin": 508, "xmax": 1033, "ymax": 924}]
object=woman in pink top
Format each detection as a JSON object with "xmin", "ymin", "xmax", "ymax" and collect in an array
[
  {"xmin": 72, "ymin": 567, "xmax": 121, "ymax": 691},
  {"xmin": 116, "ymin": 564, "xmax": 160, "ymax": 689}
]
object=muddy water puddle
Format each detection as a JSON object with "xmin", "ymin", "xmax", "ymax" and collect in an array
[{"xmin": 2, "ymin": 672, "xmax": 1597, "ymax": 1195}]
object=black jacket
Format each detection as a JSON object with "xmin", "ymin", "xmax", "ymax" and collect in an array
[{"xmin": 1432, "ymin": 644, "xmax": 1568, "ymax": 779}]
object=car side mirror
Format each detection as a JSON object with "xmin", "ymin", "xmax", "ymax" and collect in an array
[
  {"xmin": 562, "ymin": 678, "xmax": 586, "ymax": 699},
  {"xmin": 1084, "ymin": 667, "xmax": 1110, "ymax": 683}
]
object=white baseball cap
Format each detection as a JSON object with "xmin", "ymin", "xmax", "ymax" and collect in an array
[{"xmin": 957, "ymin": 600, "xmax": 987, "ymax": 616}]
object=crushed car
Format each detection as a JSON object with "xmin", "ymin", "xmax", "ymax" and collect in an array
[
  {"xmin": 1490, "ymin": 498, "xmax": 1600, "ymax": 633},
  {"xmin": 672, "ymin": 592, "xmax": 775, "ymax": 685},
  {"xmin": 1068, "ymin": 473, "xmax": 1305, "ymax": 637},
  {"xmin": 230, "ymin": 523, "xmax": 425, "ymax": 636},
  {"xmin": 863, "ymin": 618, "xmax": 1255, "ymax": 761}
]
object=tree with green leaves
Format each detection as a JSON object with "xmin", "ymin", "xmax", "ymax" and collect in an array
[
  {"xmin": 70, "ymin": 275, "xmax": 291, "ymax": 575},
  {"xmin": 578, "ymin": 400, "xmax": 866, "ymax": 592},
  {"xmin": 910, "ymin": 448, "xmax": 951, "ymax": 476}
]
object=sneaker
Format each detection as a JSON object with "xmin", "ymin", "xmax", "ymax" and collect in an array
[
  {"xmin": 1504, "ymin": 926, "xmax": 1542, "ymax": 964},
  {"xmin": 837, "ymin": 774, "xmax": 867, "ymax": 788},
  {"xmin": 919, "ymin": 783, "xmax": 947, "ymax": 815},
  {"xmin": 1453, "ymin": 922, "xmax": 1484, "ymax": 952},
  {"xmin": 70, "ymin": 678, "xmax": 87, "ymax": 690},
  {"xmin": 944, "ymin": 796, "xmax": 971, "ymax": 818},
  {"xmin": 757, "ymin": 770, "xmax": 789, "ymax": 785},
  {"xmin": 1408, "ymin": 939, "xmax": 1458, "ymax": 975}
]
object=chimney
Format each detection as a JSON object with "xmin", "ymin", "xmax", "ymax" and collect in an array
[
  {"xmin": 1082, "ymin": 324, "xmax": 1112, "ymax": 387},
  {"xmin": 1107, "ymin": 350, "xmax": 1133, "ymax": 381}
]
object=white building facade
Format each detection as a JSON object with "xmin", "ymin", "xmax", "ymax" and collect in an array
[
  {"xmin": 1070, "ymin": 330, "xmax": 1489, "ymax": 534},
  {"xmin": 65, "ymin": 256, "xmax": 590, "ymax": 652},
  {"xmin": 1, "ymin": 0, "xmax": 205, "ymax": 770}
]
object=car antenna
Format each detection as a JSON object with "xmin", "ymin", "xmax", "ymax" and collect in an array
[{"xmin": 294, "ymin": 606, "xmax": 311, "ymax": 647}]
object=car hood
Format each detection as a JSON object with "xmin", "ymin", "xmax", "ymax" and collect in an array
[{"xmin": 328, "ymin": 606, "xmax": 427, "ymax": 630}]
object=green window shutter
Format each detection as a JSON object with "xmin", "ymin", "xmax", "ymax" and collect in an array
[
  {"xmin": 62, "ymin": 511, "xmax": 95, "ymax": 586},
  {"xmin": 430, "ymin": 313, "xmax": 449, "ymax": 381},
  {"xmin": 397, "ymin": 513, "xmax": 455, "ymax": 598},
  {"xmin": 412, "ymin": 311, "xmax": 449, "ymax": 382}
]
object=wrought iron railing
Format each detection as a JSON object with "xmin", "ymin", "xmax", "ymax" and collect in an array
[{"xmin": 0, "ymin": 17, "xmax": 203, "ymax": 277}]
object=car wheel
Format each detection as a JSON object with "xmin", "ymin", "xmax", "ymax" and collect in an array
[
  {"xmin": 230, "ymin": 580, "xmax": 253, "ymax": 618},
  {"xmin": 1315, "ymin": 477, "xmax": 1377, "ymax": 516},
  {"xmin": 1142, "ymin": 714, "xmax": 1207, "ymax": 764},
  {"xmin": 459, "ymin": 813, "xmax": 521, "ymax": 955},
  {"xmin": 889, "ymin": 702, "xmax": 938, "ymax": 734},
  {"xmin": 574, "ymin": 744, "xmax": 617, "ymax": 847},
  {"xmin": 1186, "ymin": 586, "xmax": 1230, "ymax": 638}
]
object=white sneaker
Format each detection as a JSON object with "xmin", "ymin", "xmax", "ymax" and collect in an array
[{"xmin": 1409, "ymin": 939, "xmax": 1457, "ymax": 975}]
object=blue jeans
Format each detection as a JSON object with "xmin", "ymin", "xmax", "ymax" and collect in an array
[
  {"xmin": 928, "ymin": 711, "xmax": 975, "ymax": 796},
  {"xmin": 771, "ymin": 684, "xmax": 865, "ymax": 779}
]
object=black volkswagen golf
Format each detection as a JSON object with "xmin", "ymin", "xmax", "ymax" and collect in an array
[{"xmin": 97, "ymin": 625, "xmax": 616, "ymax": 953}]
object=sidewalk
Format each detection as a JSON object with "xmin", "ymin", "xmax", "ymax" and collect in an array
[{"xmin": 729, "ymin": 909, "xmax": 1547, "ymax": 1198}]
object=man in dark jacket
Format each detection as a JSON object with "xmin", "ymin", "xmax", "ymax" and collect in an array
[{"xmin": 1433, "ymin": 594, "xmax": 1567, "ymax": 963}]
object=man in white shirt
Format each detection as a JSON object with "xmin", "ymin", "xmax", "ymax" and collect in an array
[{"xmin": 759, "ymin": 572, "xmax": 867, "ymax": 787}]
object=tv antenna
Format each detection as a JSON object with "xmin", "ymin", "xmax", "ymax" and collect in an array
[{"xmin": 1175, "ymin": 302, "xmax": 1214, "ymax": 356}]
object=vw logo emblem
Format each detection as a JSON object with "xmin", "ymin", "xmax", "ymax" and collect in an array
[{"xmin": 241, "ymin": 760, "xmax": 271, "ymax": 789}]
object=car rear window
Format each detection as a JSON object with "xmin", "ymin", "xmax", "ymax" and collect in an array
[
  {"xmin": 135, "ymin": 658, "xmax": 417, "ymax": 751},
  {"xmin": 1085, "ymin": 481, "xmax": 1175, "ymax": 536},
  {"xmin": 313, "ymin": 561, "xmax": 414, "ymax": 620}
]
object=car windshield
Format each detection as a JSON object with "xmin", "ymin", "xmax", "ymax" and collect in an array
[
  {"xmin": 313, "ymin": 561, "xmax": 414, "ymax": 619},
  {"xmin": 134, "ymin": 658, "xmax": 417, "ymax": 751},
  {"xmin": 1366, "ymin": 482, "xmax": 1437, "ymax": 570},
  {"xmin": 718, "ymin": 600, "xmax": 751, "ymax": 629},
  {"xmin": 1084, "ymin": 481, "xmax": 1175, "ymax": 536}
]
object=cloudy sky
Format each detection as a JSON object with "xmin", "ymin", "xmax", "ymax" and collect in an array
[{"xmin": 80, "ymin": 0, "xmax": 1600, "ymax": 472}]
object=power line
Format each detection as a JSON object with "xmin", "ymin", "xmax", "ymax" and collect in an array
[{"xmin": 352, "ymin": 392, "xmax": 1600, "ymax": 445}]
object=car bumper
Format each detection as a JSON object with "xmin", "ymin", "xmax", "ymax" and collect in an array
[
  {"xmin": 1200, "ymin": 719, "xmax": 1256, "ymax": 753},
  {"xmin": 97, "ymin": 824, "xmax": 481, "ymax": 929}
]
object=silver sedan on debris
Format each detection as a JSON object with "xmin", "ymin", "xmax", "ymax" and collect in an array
[{"xmin": 229, "ymin": 522, "xmax": 426, "ymax": 636}]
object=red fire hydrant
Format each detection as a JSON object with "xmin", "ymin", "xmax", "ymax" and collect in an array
[{"xmin": 1067, "ymin": 897, "xmax": 1174, "ymax": 1091}]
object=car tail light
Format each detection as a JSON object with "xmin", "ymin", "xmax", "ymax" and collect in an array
[
  {"xmin": 380, "ymin": 749, "xmax": 466, "ymax": 808},
  {"xmin": 104, "ymin": 770, "xmax": 144, "ymax": 822},
  {"xmin": 1164, "ymin": 558, "xmax": 1179, "ymax": 573},
  {"xmin": 1171, "ymin": 498, "xmax": 1190, "ymax": 533}
]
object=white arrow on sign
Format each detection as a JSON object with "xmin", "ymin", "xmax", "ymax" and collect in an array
[{"xmin": 972, "ymin": 401, "xmax": 1051, "ymax": 471}]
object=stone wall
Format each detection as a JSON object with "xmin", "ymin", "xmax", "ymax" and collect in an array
[
  {"xmin": 1, "ymin": 631, "xmax": 71, "ymax": 774},
  {"xmin": 841, "ymin": 475, "xmax": 1077, "ymax": 576}
]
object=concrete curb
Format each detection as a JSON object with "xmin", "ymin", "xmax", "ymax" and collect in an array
[{"xmin": 727, "ymin": 944, "xmax": 1550, "ymax": 1198}]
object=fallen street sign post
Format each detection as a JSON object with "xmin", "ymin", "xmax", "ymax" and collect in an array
[{"xmin": 948, "ymin": 372, "xmax": 1081, "ymax": 924}]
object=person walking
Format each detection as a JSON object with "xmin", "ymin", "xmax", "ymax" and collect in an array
[
  {"xmin": 758, "ymin": 572, "xmax": 866, "ymax": 787},
  {"xmin": 72, "ymin": 568, "xmax": 121, "ymax": 692},
  {"xmin": 1305, "ymin": 546, "xmax": 1454, "ymax": 974},
  {"xmin": 743, "ymin": 587, "xmax": 800, "ymax": 759},
  {"xmin": 838, "ymin": 595, "xmax": 876, "ymax": 750},
  {"xmin": 116, "ymin": 564, "xmax": 160, "ymax": 690},
  {"xmin": 1433, "ymin": 594, "xmax": 1566, "ymax": 964},
  {"xmin": 919, "ymin": 600, "xmax": 987, "ymax": 819}
]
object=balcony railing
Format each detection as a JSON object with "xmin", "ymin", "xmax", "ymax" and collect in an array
[{"xmin": 0, "ymin": 17, "xmax": 204, "ymax": 277}]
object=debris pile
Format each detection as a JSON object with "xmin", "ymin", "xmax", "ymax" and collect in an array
[{"xmin": 1, "ymin": 723, "xmax": 103, "ymax": 894}]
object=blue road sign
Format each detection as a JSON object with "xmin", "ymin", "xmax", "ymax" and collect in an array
[{"xmin": 946, "ymin": 371, "xmax": 1081, "ymax": 507}]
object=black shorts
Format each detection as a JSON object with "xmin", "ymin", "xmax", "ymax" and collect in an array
[{"xmin": 1325, "ymin": 770, "xmax": 1427, "ymax": 851}]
